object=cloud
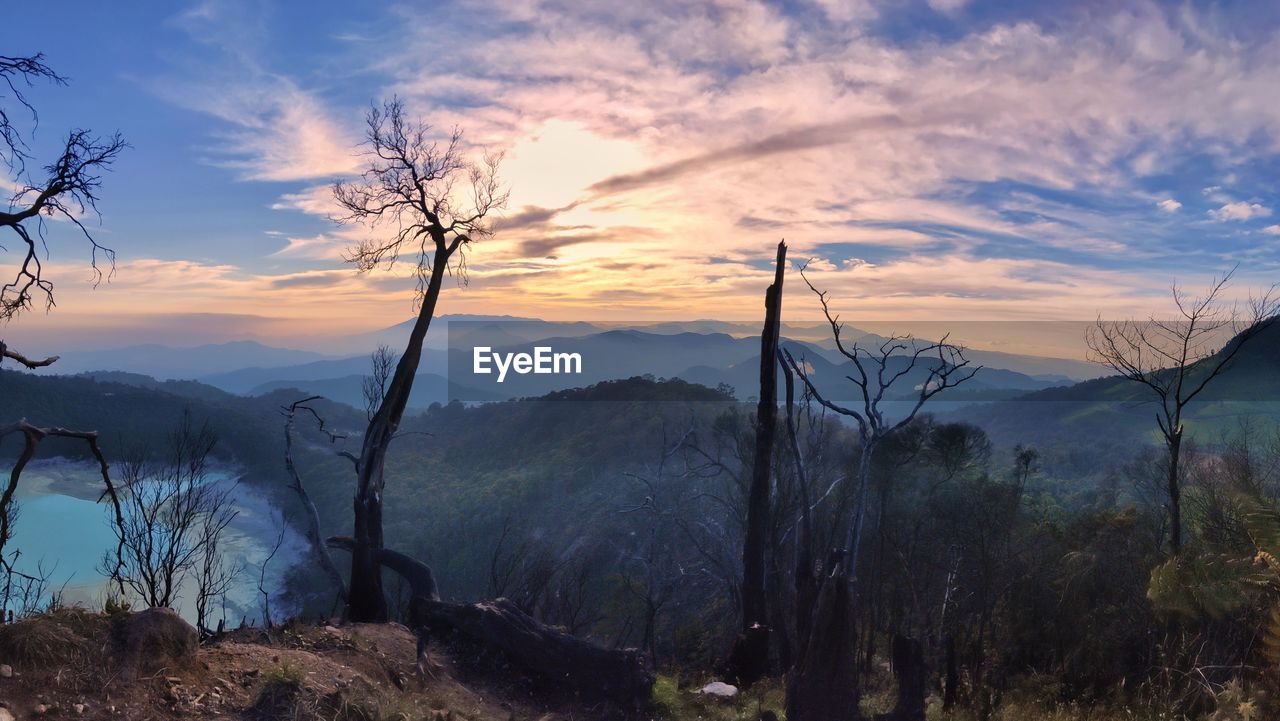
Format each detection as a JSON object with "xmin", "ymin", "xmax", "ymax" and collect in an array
[
  {"xmin": 123, "ymin": 0, "xmax": 1280, "ymax": 327},
  {"xmin": 587, "ymin": 116, "xmax": 901, "ymax": 196},
  {"xmin": 153, "ymin": 3, "xmax": 359, "ymax": 182},
  {"xmin": 270, "ymin": 233, "xmax": 349, "ymax": 260},
  {"xmin": 1208, "ymin": 201, "xmax": 1272, "ymax": 221},
  {"xmin": 1263, "ymin": 225, "xmax": 1280, "ymax": 235},
  {"xmin": 268, "ymin": 271, "xmax": 349, "ymax": 289},
  {"xmin": 518, "ymin": 234, "xmax": 604, "ymax": 258}
]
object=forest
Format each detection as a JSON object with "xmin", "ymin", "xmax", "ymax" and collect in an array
[{"xmin": 5, "ymin": 22, "xmax": 1280, "ymax": 721}]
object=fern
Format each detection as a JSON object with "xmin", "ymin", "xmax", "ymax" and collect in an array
[{"xmin": 1147, "ymin": 553, "xmax": 1256, "ymax": 619}]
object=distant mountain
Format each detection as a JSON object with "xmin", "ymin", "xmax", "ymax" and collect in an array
[
  {"xmin": 32, "ymin": 319, "xmax": 1106, "ymax": 413},
  {"xmin": 448, "ymin": 330, "xmax": 1063, "ymax": 404},
  {"xmin": 196, "ymin": 351, "xmax": 432, "ymax": 393},
  {"xmin": 343, "ymin": 314, "xmax": 603, "ymax": 354},
  {"xmin": 43, "ymin": 341, "xmax": 337, "ymax": 379}
]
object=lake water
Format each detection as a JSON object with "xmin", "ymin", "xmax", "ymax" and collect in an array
[{"xmin": 7, "ymin": 460, "xmax": 307, "ymax": 626}]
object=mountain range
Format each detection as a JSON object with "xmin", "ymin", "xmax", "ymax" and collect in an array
[{"xmin": 15, "ymin": 315, "xmax": 1112, "ymax": 410}]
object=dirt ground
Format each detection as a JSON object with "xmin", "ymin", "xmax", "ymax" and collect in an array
[{"xmin": 0, "ymin": 609, "xmax": 624, "ymax": 720}]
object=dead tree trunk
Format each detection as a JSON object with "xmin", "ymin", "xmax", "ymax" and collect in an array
[
  {"xmin": 332, "ymin": 99, "xmax": 506, "ymax": 623},
  {"xmin": 1166, "ymin": 428, "xmax": 1183, "ymax": 555},
  {"xmin": 781, "ymin": 356, "xmax": 817, "ymax": 663},
  {"xmin": 730, "ymin": 240, "xmax": 786, "ymax": 686},
  {"xmin": 786, "ymin": 574, "xmax": 861, "ymax": 721},
  {"xmin": 348, "ymin": 246, "xmax": 448, "ymax": 622},
  {"xmin": 880, "ymin": 634, "xmax": 927, "ymax": 721},
  {"xmin": 416, "ymin": 597, "xmax": 654, "ymax": 707}
]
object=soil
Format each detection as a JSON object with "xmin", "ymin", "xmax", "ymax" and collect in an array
[{"xmin": 0, "ymin": 609, "xmax": 629, "ymax": 720}]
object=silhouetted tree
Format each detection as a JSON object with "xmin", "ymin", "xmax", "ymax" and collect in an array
[
  {"xmin": 1087, "ymin": 269, "xmax": 1278, "ymax": 555},
  {"xmin": 730, "ymin": 240, "xmax": 786, "ymax": 685},
  {"xmin": 332, "ymin": 97, "xmax": 506, "ymax": 621}
]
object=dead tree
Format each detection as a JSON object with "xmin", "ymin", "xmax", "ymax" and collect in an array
[
  {"xmin": 332, "ymin": 97, "xmax": 506, "ymax": 622},
  {"xmin": 362, "ymin": 345, "xmax": 397, "ymax": 420},
  {"xmin": 782, "ymin": 267, "xmax": 980, "ymax": 721},
  {"xmin": 730, "ymin": 240, "xmax": 786, "ymax": 685},
  {"xmin": 106, "ymin": 412, "xmax": 237, "ymax": 614},
  {"xmin": 281, "ymin": 397, "xmax": 350, "ymax": 605},
  {"xmin": 617, "ymin": 424, "xmax": 708, "ymax": 669},
  {"xmin": 194, "ymin": 494, "xmax": 243, "ymax": 637},
  {"xmin": 1086, "ymin": 269, "xmax": 1278, "ymax": 555},
  {"xmin": 1, "ymin": 53, "xmax": 127, "ymax": 600},
  {"xmin": 2, "ymin": 55, "xmax": 125, "ymax": 321},
  {"xmin": 326, "ymin": 536, "xmax": 440, "ymax": 601},
  {"xmin": 780, "ymin": 355, "xmax": 818, "ymax": 662},
  {"xmin": 0, "ymin": 417, "xmax": 127, "ymax": 592}
]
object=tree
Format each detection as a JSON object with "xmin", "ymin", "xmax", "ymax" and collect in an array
[
  {"xmin": 1086, "ymin": 270, "xmax": 1278, "ymax": 555},
  {"xmin": 332, "ymin": 97, "xmax": 506, "ymax": 621},
  {"xmin": 782, "ymin": 268, "xmax": 980, "ymax": 721},
  {"xmin": 362, "ymin": 345, "xmax": 397, "ymax": 420},
  {"xmin": 730, "ymin": 239, "xmax": 786, "ymax": 685},
  {"xmin": 106, "ymin": 412, "xmax": 238, "ymax": 628},
  {"xmin": 2, "ymin": 55, "xmax": 125, "ymax": 322},
  {"xmin": 1, "ymin": 52, "xmax": 127, "ymax": 597},
  {"xmin": 281, "ymin": 396, "xmax": 350, "ymax": 609}
]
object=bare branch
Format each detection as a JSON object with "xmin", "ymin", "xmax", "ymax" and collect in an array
[
  {"xmin": 332, "ymin": 97, "xmax": 508, "ymax": 295},
  {"xmin": 0, "ymin": 340, "xmax": 57, "ymax": 369}
]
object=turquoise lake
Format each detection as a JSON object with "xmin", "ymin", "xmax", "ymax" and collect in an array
[{"xmin": 7, "ymin": 461, "xmax": 305, "ymax": 625}]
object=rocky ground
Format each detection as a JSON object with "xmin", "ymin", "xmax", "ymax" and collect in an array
[{"xmin": 0, "ymin": 606, "xmax": 632, "ymax": 720}]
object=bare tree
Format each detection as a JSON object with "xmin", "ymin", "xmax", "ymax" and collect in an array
[
  {"xmin": 2, "ymin": 54, "xmax": 125, "ymax": 322},
  {"xmin": 1, "ymin": 54, "xmax": 64, "ymax": 171},
  {"xmin": 1, "ymin": 54, "xmax": 127, "ymax": 588},
  {"xmin": 331, "ymin": 97, "xmax": 507, "ymax": 622},
  {"xmin": 193, "ymin": 497, "xmax": 243, "ymax": 636},
  {"xmin": 106, "ymin": 412, "xmax": 237, "ymax": 616},
  {"xmin": 362, "ymin": 345, "xmax": 397, "ymax": 420},
  {"xmin": 258, "ymin": 510, "xmax": 288, "ymax": 631},
  {"xmin": 782, "ymin": 267, "xmax": 980, "ymax": 721},
  {"xmin": 281, "ymin": 397, "xmax": 350, "ymax": 607},
  {"xmin": 1086, "ymin": 269, "xmax": 1278, "ymax": 555},
  {"xmin": 730, "ymin": 240, "xmax": 786, "ymax": 685}
]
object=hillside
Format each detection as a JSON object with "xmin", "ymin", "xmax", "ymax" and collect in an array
[
  {"xmin": 953, "ymin": 321, "xmax": 1280, "ymax": 452},
  {"xmin": 0, "ymin": 607, "xmax": 780, "ymax": 720}
]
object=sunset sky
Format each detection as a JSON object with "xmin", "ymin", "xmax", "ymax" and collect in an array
[{"xmin": 5, "ymin": 0, "xmax": 1280, "ymax": 350}]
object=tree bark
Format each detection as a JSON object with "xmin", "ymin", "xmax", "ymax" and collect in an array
[
  {"xmin": 942, "ymin": 633, "xmax": 958, "ymax": 711},
  {"xmin": 1166, "ymin": 427, "xmax": 1183, "ymax": 555},
  {"xmin": 782, "ymin": 357, "xmax": 818, "ymax": 662},
  {"xmin": 786, "ymin": 575, "xmax": 862, "ymax": 721},
  {"xmin": 731, "ymin": 240, "xmax": 786, "ymax": 686},
  {"xmin": 327, "ymin": 535, "xmax": 440, "ymax": 602},
  {"xmin": 348, "ymin": 244, "xmax": 449, "ymax": 622}
]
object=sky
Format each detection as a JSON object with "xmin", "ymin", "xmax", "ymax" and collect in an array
[{"xmin": 4, "ymin": 0, "xmax": 1280, "ymax": 350}]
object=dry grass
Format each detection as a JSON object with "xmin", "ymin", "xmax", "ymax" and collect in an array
[{"xmin": 0, "ymin": 606, "xmax": 103, "ymax": 668}]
